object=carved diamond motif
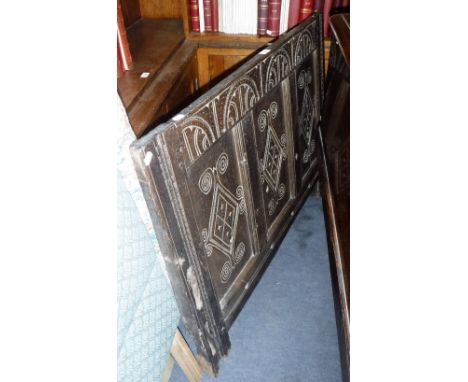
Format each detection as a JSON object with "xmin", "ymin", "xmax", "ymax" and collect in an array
[
  {"xmin": 207, "ymin": 182, "xmax": 240, "ymax": 258},
  {"xmin": 262, "ymin": 126, "xmax": 284, "ymax": 191},
  {"xmin": 301, "ymin": 87, "xmax": 315, "ymax": 163}
]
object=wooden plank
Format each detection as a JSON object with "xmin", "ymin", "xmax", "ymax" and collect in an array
[
  {"xmin": 179, "ymin": 0, "xmax": 190, "ymax": 36},
  {"xmin": 171, "ymin": 329, "xmax": 202, "ymax": 382},
  {"xmin": 117, "ymin": 19, "xmax": 185, "ymax": 109},
  {"xmin": 126, "ymin": 40, "xmax": 198, "ymax": 137},
  {"xmin": 329, "ymin": 14, "xmax": 350, "ymax": 65},
  {"xmin": 139, "ymin": 0, "xmax": 182, "ymax": 19},
  {"xmin": 197, "ymin": 47, "xmax": 256, "ymax": 87},
  {"xmin": 160, "ymin": 354, "xmax": 175, "ymax": 382},
  {"xmin": 187, "ymin": 32, "xmax": 273, "ymax": 44},
  {"xmin": 117, "ymin": 0, "xmax": 134, "ymax": 70},
  {"xmin": 120, "ymin": 0, "xmax": 141, "ymax": 28}
]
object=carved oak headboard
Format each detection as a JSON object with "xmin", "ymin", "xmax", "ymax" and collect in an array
[{"xmin": 130, "ymin": 14, "xmax": 324, "ymax": 374}]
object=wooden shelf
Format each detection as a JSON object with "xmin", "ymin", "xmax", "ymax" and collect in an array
[
  {"xmin": 118, "ymin": 19, "xmax": 185, "ymax": 108},
  {"xmin": 187, "ymin": 32, "xmax": 273, "ymax": 45}
]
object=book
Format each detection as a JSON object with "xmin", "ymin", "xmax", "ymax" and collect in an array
[
  {"xmin": 266, "ymin": 0, "xmax": 282, "ymax": 37},
  {"xmin": 257, "ymin": 0, "xmax": 269, "ymax": 35},
  {"xmin": 288, "ymin": 0, "xmax": 301, "ymax": 29},
  {"xmin": 198, "ymin": 0, "xmax": 205, "ymax": 32},
  {"xmin": 203, "ymin": 0, "xmax": 213, "ymax": 32},
  {"xmin": 188, "ymin": 0, "xmax": 201, "ymax": 32},
  {"xmin": 212, "ymin": 0, "xmax": 219, "ymax": 32},
  {"xmin": 299, "ymin": 0, "xmax": 313, "ymax": 22},
  {"xmin": 221, "ymin": 0, "xmax": 257, "ymax": 35},
  {"xmin": 313, "ymin": 0, "xmax": 324, "ymax": 12},
  {"xmin": 279, "ymin": 0, "xmax": 290, "ymax": 34},
  {"xmin": 323, "ymin": 0, "xmax": 332, "ymax": 36}
]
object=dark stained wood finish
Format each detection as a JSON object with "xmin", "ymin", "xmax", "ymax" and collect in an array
[
  {"xmin": 117, "ymin": 19, "xmax": 185, "ymax": 108},
  {"xmin": 318, "ymin": 12, "xmax": 350, "ymax": 382},
  {"xmin": 187, "ymin": 32, "xmax": 273, "ymax": 44},
  {"xmin": 124, "ymin": 39, "xmax": 268, "ymax": 137},
  {"xmin": 117, "ymin": 0, "xmax": 133, "ymax": 71},
  {"xmin": 130, "ymin": 15, "xmax": 324, "ymax": 374},
  {"xmin": 120, "ymin": 0, "xmax": 141, "ymax": 28}
]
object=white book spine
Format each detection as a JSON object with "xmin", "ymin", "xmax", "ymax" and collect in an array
[
  {"xmin": 280, "ymin": 0, "xmax": 290, "ymax": 34},
  {"xmin": 198, "ymin": 0, "xmax": 205, "ymax": 32},
  {"xmin": 218, "ymin": 0, "xmax": 223, "ymax": 32}
]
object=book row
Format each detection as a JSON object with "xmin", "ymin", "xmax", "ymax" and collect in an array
[{"xmin": 188, "ymin": 0, "xmax": 350, "ymax": 37}]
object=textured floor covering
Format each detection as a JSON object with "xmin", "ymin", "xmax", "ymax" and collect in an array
[{"xmin": 170, "ymin": 196, "xmax": 342, "ymax": 382}]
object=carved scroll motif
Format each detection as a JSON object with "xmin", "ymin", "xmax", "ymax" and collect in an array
[{"xmin": 199, "ymin": 153, "xmax": 247, "ymax": 284}]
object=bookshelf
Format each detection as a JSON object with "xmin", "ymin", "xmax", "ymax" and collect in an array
[{"xmin": 118, "ymin": 0, "xmax": 338, "ymax": 137}]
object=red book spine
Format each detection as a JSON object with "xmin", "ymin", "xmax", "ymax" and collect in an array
[
  {"xmin": 189, "ymin": 0, "xmax": 200, "ymax": 32},
  {"xmin": 288, "ymin": 0, "xmax": 301, "ymax": 29},
  {"xmin": 257, "ymin": 0, "xmax": 269, "ymax": 35},
  {"xmin": 342, "ymin": 0, "xmax": 350, "ymax": 7},
  {"xmin": 212, "ymin": 0, "xmax": 218, "ymax": 32},
  {"xmin": 323, "ymin": 0, "xmax": 332, "ymax": 36},
  {"xmin": 203, "ymin": 0, "xmax": 213, "ymax": 32},
  {"xmin": 314, "ymin": 0, "xmax": 324, "ymax": 12},
  {"xmin": 266, "ymin": 0, "xmax": 282, "ymax": 37},
  {"xmin": 332, "ymin": 0, "xmax": 341, "ymax": 8},
  {"xmin": 299, "ymin": 0, "xmax": 314, "ymax": 22}
]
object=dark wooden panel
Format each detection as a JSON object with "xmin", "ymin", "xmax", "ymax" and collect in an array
[
  {"xmin": 120, "ymin": 0, "xmax": 141, "ymax": 28},
  {"xmin": 131, "ymin": 14, "xmax": 324, "ymax": 375},
  {"xmin": 319, "ymin": 12, "xmax": 350, "ymax": 382}
]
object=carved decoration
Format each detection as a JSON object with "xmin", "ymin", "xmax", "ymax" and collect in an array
[
  {"xmin": 199, "ymin": 153, "xmax": 247, "ymax": 284},
  {"xmin": 130, "ymin": 15, "xmax": 323, "ymax": 374},
  {"xmin": 294, "ymin": 30, "xmax": 313, "ymax": 64},
  {"xmin": 182, "ymin": 116, "xmax": 216, "ymax": 162},
  {"xmin": 223, "ymin": 77, "xmax": 260, "ymax": 131},
  {"xmin": 298, "ymin": 69, "xmax": 316, "ymax": 164},
  {"xmin": 265, "ymin": 49, "xmax": 293, "ymax": 92}
]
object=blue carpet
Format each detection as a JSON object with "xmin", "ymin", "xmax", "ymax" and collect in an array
[{"xmin": 170, "ymin": 196, "xmax": 342, "ymax": 382}]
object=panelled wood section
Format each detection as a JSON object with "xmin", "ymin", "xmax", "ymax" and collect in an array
[
  {"xmin": 319, "ymin": 12, "xmax": 350, "ymax": 382},
  {"xmin": 130, "ymin": 15, "xmax": 324, "ymax": 374},
  {"xmin": 140, "ymin": 0, "xmax": 182, "ymax": 19},
  {"xmin": 120, "ymin": 0, "xmax": 141, "ymax": 28},
  {"xmin": 197, "ymin": 48, "xmax": 257, "ymax": 88}
]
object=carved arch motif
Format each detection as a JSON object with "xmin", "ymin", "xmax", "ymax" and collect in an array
[
  {"xmin": 181, "ymin": 116, "xmax": 216, "ymax": 162},
  {"xmin": 294, "ymin": 30, "xmax": 313, "ymax": 64},
  {"xmin": 223, "ymin": 76, "xmax": 260, "ymax": 131},
  {"xmin": 265, "ymin": 49, "xmax": 292, "ymax": 92}
]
